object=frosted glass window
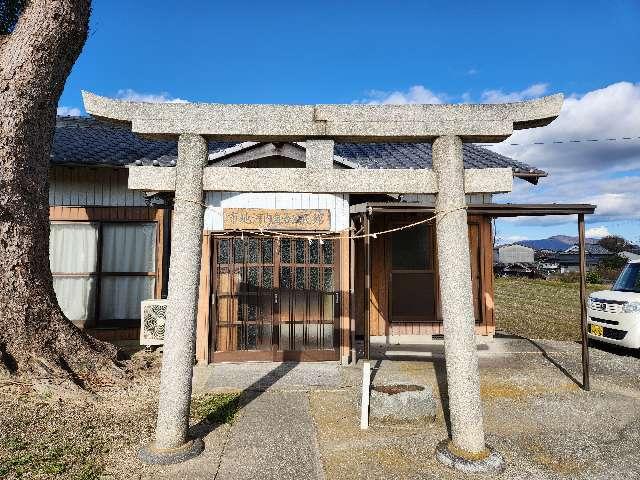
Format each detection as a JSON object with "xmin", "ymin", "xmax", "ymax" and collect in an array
[
  {"xmin": 102, "ymin": 223, "xmax": 156, "ymax": 272},
  {"xmin": 51, "ymin": 221, "xmax": 158, "ymax": 326},
  {"xmin": 50, "ymin": 223, "xmax": 99, "ymax": 321}
]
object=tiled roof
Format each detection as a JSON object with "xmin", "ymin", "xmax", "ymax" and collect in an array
[
  {"xmin": 53, "ymin": 116, "xmax": 546, "ymax": 182},
  {"xmin": 562, "ymin": 244, "xmax": 612, "ymax": 255},
  {"xmin": 334, "ymin": 143, "xmax": 543, "ymax": 177}
]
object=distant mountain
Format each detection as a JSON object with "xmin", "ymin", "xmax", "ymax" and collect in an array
[{"xmin": 512, "ymin": 235, "xmax": 599, "ymax": 252}]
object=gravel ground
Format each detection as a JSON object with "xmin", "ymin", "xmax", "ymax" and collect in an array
[
  {"xmin": 2, "ymin": 340, "xmax": 639, "ymax": 479},
  {"xmin": 311, "ymin": 340, "xmax": 640, "ymax": 480}
]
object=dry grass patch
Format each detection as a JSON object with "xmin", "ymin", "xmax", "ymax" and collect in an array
[
  {"xmin": 495, "ymin": 277, "xmax": 609, "ymax": 341},
  {"xmin": 0, "ymin": 351, "xmax": 161, "ymax": 480}
]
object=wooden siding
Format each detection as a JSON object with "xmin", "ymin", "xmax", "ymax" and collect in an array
[
  {"xmin": 204, "ymin": 192, "xmax": 350, "ymax": 232},
  {"xmin": 49, "ymin": 166, "xmax": 147, "ymax": 207},
  {"xmin": 355, "ymin": 213, "xmax": 495, "ymax": 338}
]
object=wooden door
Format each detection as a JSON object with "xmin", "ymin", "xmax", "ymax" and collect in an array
[
  {"xmin": 388, "ymin": 222, "xmax": 437, "ymax": 323},
  {"xmin": 211, "ymin": 235, "xmax": 339, "ymax": 360}
]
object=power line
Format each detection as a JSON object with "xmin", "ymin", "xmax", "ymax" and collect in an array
[{"xmin": 477, "ymin": 136, "xmax": 640, "ymax": 147}]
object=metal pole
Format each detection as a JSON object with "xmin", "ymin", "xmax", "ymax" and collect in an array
[
  {"xmin": 578, "ymin": 213, "xmax": 590, "ymax": 391},
  {"xmin": 364, "ymin": 212, "xmax": 371, "ymax": 361}
]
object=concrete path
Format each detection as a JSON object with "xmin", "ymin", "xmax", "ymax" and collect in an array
[
  {"xmin": 216, "ymin": 391, "xmax": 324, "ymax": 480},
  {"xmin": 194, "ymin": 361, "xmax": 347, "ymax": 393}
]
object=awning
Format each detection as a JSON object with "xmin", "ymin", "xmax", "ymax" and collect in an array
[{"xmin": 350, "ymin": 202, "xmax": 596, "ymax": 217}]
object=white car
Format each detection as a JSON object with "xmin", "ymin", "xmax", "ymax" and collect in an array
[{"xmin": 587, "ymin": 259, "xmax": 640, "ymax": 350}]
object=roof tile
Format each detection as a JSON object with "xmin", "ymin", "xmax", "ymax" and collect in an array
[{"xmin": 53, "ymin": 116, "xmax": 546, "ymax": 180}]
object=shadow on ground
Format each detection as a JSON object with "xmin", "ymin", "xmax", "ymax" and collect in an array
[{"xmin": 188, "ymin": 361, "xmax": 300, "ymax": 442}]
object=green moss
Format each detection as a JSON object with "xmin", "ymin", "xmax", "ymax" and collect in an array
[{"xmin": 191, "ymin": 392, "xmax": 242, "ymax": 424}]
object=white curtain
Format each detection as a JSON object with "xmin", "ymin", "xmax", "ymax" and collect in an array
[
  {"xmin": 50, "ymin": 223, "xmax": 98, "ymax": 273},
  {"xmin": 100, "ymin": 223, "xmax": 156, "ymax": 321},
  {"xmin": 50, "ymin": 222, "xmax": 156, "ymax": 323},
  {"xmin": 50, "ymin": 223, "xmax": 99, "ymax": 321},
  {"xmin": 99, "ymin": 276, "xmax": 155, "ymax": 320},
  {"xmin": 101, "ymin": 223, "xmax": 156, "ymax": 272}
]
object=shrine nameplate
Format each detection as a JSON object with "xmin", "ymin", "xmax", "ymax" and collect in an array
[{"xmin": 223, "ymin": 208, "xmax": 331, "ymax": 231}]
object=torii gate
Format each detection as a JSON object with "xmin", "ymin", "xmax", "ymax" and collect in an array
[{"xmin": 83, "ymin": 91, "xmax": 563, "ymax": 472}]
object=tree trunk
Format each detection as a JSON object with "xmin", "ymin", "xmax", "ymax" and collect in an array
[{"xmin": 0, "ymin": 0, "xmax": 121, "ymax": 384}]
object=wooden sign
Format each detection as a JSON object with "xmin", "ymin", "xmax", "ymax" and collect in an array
[{"xmin": 223, "ymin": 208, "xmax": 331, "ymax": 231}]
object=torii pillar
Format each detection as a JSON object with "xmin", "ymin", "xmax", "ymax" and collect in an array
[{"xmin": 82, "ymin": 91, "xmax": 563, "ymax": 472}]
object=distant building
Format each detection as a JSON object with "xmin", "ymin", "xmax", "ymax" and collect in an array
[
  {"xmin": 539, "ymin": 261, "xmax": 560, "ymax": 274},
  {"xmin": 498, "ymin": 244, "xmax": 535, "ymax": 264},
  {"xmin": 620, "ymin": 251, "xmax": 640, "ymax": 262},
  {"xmin": 553, "ymin": 244, "xmax": 613, "ymax": 273}
]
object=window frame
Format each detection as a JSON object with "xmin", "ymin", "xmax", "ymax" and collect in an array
[
  {"xmin": 387, "ymin": 219, "xmax": 437, "ymax": 323},
  {"xmin": 50, "ymin": 210, "xmax": 163, "ymax": 329}
]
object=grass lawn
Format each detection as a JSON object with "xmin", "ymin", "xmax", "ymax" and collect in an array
[
  {"xmin": 494, "ymin": 277, "xmax": 610, "ymax": 341},
  {"xmin": 0, "ymin": 352, "xmax": 241, "ymax": 480}
]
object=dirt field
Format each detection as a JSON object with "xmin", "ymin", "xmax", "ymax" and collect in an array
[{"xmin": 494, "ymin": 277, "xmax": 609, "ymax": 341}]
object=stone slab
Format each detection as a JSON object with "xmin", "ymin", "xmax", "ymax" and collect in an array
[
  {"xmin": 369, "ymin": 382, "xmax": 437, "ymax": 422},
  {"xmin": 128, "ymin": 165, "xmax": 513, "ymax": 194},
  {"xmin": 83, "ymin": 91, "xmax": 563, "ymax": 142},
  {"xmin": 201, "ymin": 362, "xmax": 344, "ymax": 393}
]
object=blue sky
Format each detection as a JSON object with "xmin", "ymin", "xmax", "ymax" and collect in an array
[{"xmin": 58, "ymin": 0, "xmax": 640, "ymax": 244}]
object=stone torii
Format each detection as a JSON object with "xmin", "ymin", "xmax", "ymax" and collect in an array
[{"xmin": 83, "ymin": 91, "xmax": 563, "ymax": 472}]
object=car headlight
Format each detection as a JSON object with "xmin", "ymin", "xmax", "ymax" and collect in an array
[
  {"xmin": 622, "ymin": 302, "xmax": 640, "ymax": 313},
  {"xmin": 588, "ymin": 297, "xmax": 597, "ymax": 309}
]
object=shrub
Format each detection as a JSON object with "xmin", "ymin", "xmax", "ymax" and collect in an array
[{"xmin": 586, "ymin": 270, "xmax": 603, "ymax": 284}]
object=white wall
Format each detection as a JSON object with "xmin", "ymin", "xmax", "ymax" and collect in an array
[
  {"xmin": 498, "ymin": 244, "xmax": 535, "ymax": 264},
  {"xmin": 204, "ymin": 192, "xmax": 350, "ymax": 232}
]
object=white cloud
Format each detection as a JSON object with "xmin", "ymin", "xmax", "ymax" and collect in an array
[
  {"xmin": 116, "ymin": 89, "xmax": 189, "ymax": 103},
  {"xmin": 57, "ymin": 106, "xmax": 81, "ymax": 116},
  {"xmin": 585, "ymin": 226, "xmax": 611, "ymax": 238},
  {"xmin": 480, "ymin": 83, "xmax": 549, "ymax": 103},
  {"xmin": 467, "ymin": 68, "xmax": 478, "ymax": 76},
  {"xmin": 357, "ymin": 85, "xmax": 445, "ymax": 105},
  {"xmin": 495, "ymin": 234, "xmax": 529, "ymax": 245},
  {"xmin": 490, "ymin": 82, "xmax": 640, "ymax": 224},
  {"xmin": 358, "ymin": 83, "xmax": 550, "ymax": 105}
]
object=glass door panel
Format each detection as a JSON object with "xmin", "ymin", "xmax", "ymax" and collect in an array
[{"xmin": 214, "ymin": 236, "xmax": 339, "ymax": 354}]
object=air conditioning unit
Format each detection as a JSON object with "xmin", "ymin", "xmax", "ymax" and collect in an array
[{"xmin": 140, "ymin": 299, "xmax": 169, "ymax": 346}]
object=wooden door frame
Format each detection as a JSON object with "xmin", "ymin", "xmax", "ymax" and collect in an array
[
  {"xmin": 207, "ymin": 233, "xmax": 342, "ymax": 363},
  {"xmin": 365, "ymin": 212, "xmax": 492, "ymax": 339}
]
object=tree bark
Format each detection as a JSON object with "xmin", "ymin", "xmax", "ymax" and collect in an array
[{"xmin": 0, "ymin": 0, "xmax": 121, "ymax": 384}]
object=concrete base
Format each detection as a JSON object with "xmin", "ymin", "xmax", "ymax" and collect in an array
[
  {"xmin": 370, "ymin": 382, "xmax": 436, "ymax": 423},
  {"xmin": 435, "ymin": 440, "xmax": 505, "ymax": 475},
  {"xmin": 370, "ymin": 334, "xmax": 495, "ymax": 346},
  {"xmin": 139, "ymin": 438, "xmax": 204, "ymax": 465}
]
